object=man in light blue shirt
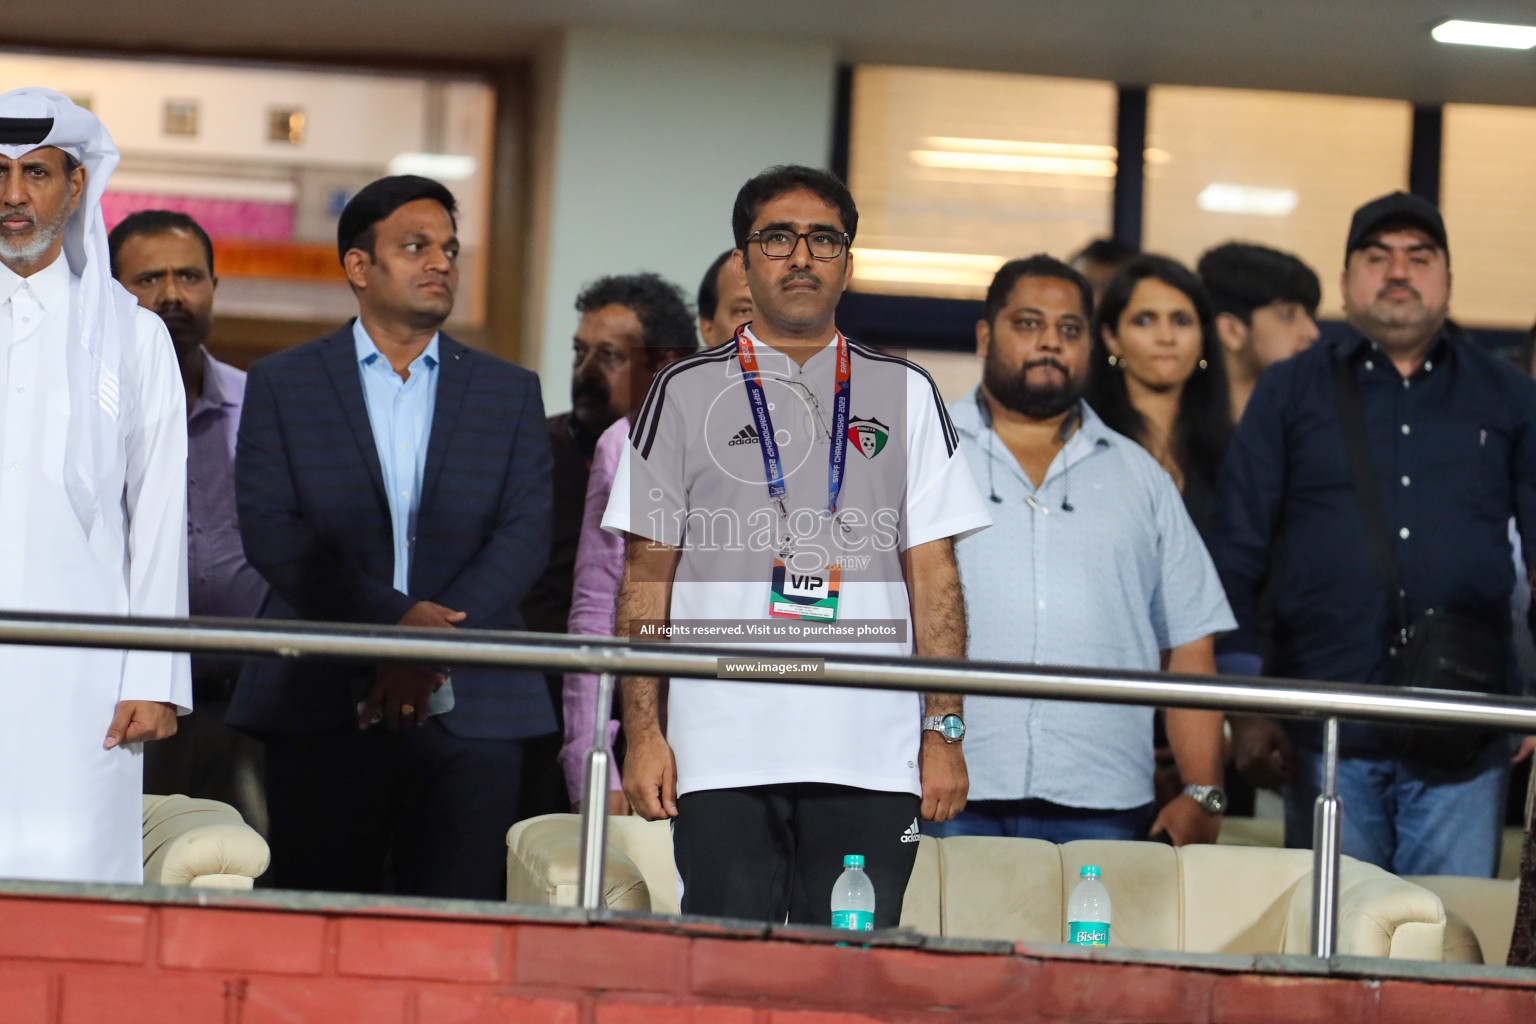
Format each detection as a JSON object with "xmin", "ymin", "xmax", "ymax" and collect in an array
[
  {"xmin": 354, "ymin": 319, "xmax": 439, "ymax": 593},
  {"xmin": 234, "ymin": 175, "xmax": 555, "ymax": 899},
  {"xmin": 932, "ymin": 255, "xmax": 1235, "ymax": 845}
]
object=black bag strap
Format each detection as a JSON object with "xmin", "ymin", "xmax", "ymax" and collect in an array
[{"xmin": 1330, "ymin": 349, "xmax": 1412, "ymax": 640}]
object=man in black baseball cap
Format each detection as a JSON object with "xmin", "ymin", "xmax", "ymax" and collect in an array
[
  {"xmin": 1344, "ymin": 190, "xmax": 1448, "ymax": 263},
  {"xmin": 1210, "ymin": 188, "xmax": 1536, "ymax": 879},
  {"xmin": 1336, "ymin": 190, "xmax": 1452, "ymax": 374}
]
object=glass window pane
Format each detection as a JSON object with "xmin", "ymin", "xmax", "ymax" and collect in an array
[
  {"xmin": 848, "ymin": 65, "xmax": 1116, "ymax": 299},
  {"xmin": 1442, "ymin": 104, "xmax": 1536, "ymax": 328},
  {"xmin": 0, "ymin": 50, "xmax": 495, "ymax": 329},
  {"xmin": 1144, "ymin": 86, "xmax": 1411, "ymax": 315}
]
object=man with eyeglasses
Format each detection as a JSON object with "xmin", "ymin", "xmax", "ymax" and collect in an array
[
  {"xmin": 546, "ymin": 274, "xmax": 699, "ymax": 814},
  {"xmin": 603, "ymin": 165, "xmax": 990, "ymax": 926}
]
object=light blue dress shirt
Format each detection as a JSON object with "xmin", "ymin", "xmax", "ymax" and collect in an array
[
  {"xmin": 949, "ymin": 388, "xmax": 1235, "ymax": 809},
  {"xmin": 353, "ymin": 319, "xmax": 440, "ymax": 594}
]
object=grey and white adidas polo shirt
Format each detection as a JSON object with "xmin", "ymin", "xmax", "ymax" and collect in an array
[{"xmin": 602, "ymin": 325, "xmax": 989, "ymax": 797}]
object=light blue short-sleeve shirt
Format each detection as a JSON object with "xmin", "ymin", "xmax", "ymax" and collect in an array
[{"xmin": 950, "ymin": 388, "xmax": 1235, "ymax": 809}]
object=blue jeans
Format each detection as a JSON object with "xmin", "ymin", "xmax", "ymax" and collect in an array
[
  {"xmin": 924, "ymin": 798, "xmax": 1154, "ymax": 843},
  {"xmin": 1283, "ymin": 739, "xmax": 1509, "ymax": 877}
]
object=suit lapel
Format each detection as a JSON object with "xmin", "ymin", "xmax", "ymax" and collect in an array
[
  {"xmin": 320, "ymin": 323, "xmax": 390, "ymax": 516},
  {"xmin": 423, "ymin": 334, "xmax": 470, "ymax": 508}
]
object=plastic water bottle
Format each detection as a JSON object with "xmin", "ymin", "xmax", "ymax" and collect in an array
[
  {"xmin": 1067, "ymin": 865, "xmax": 1112, "ymax": 946},
  {"xmin": 831, "ymin": 854, "xmax": 875, "ymax": 931}
]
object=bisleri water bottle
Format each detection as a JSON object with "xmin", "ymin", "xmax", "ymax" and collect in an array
[
  {"xmin": 1067, "ymin": 864, "xmax": 1112, "ymax": 946},
  {"xmin": 831, "ymin": 854, "xmax": 875, "ymax": 931}
]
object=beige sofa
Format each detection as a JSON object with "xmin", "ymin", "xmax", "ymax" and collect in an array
[
  {"xmin": 1409, "ymin": 876, "xmax": 1519, "ymax": 966},
  {"xmin": 1220, "ymin": 816, "xmax": 1527, "ymax": 883},
  {"xmin": 506, "ymin": 813, "xmax": 1446, "ymax": 959},
  {"xmin": 1218, "ymin": 815, "xmax": 1523, "ymax": 964},
  {"xmin": 143, "ymin": 794, "xmax": 270, "ymax": 888}
]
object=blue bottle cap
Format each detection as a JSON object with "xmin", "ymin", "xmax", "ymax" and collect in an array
[
  {"xmin": 844, "ymin": 854, "xmax": 865, "ymax": 869},
  {"xmin": 1081, "ymin": 865, "xmax": 1101, "ymax": 878}
]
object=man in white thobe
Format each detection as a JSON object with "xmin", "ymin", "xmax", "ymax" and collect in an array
[{"xmin": 0, "ymin": 89, "xmax": 190, "ymax": 885}]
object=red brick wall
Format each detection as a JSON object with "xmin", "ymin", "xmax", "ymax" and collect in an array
[{"xmin": 0, "ymin": 893, "xmax": 1533, "ymax": 1023}]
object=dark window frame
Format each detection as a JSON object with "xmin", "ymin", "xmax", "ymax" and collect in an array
[{"xmin": 829, "ymin": 66, "xmax": 1488, "ymax": 351}]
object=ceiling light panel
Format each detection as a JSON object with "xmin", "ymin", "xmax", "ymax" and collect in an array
[
  {"xmin": 910, "ymin": 150, "xmax": 1117, "ymax": 177},
  {"xmin": 1431, "ymin": 20, "xmax": 1536, "ymax": 50},
  {"xmin": 387, "ymin": 152, "xmax": 477, "ymax": 180},
  {"xmin": 1196, "ymin": 184, "xmax": 1299, "ymax": 216}
]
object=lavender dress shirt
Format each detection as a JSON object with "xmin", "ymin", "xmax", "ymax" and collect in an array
[
  {"xmin": 560, "ymin": 418, "xmax": 629, "ymax": 799},
  {"xmin": 188, "ymin": 349, "xmax": 269, "ymax": 673}
]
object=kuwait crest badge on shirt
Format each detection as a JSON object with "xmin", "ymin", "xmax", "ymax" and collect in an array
[{"xmin": 848, "ymin": 416, "xmax": 890, "ymax": 459}]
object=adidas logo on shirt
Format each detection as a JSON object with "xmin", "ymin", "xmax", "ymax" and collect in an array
[
  {"xmin": 899, "ymin": 818, "xmax": 921, "ymax": 843},
  {"xmin": 727, "ymin": 424, "xmax": 760, "ymax": 446}
]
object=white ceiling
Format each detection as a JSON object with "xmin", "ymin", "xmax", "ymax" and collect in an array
[{"xmin": 5, "ymin": 0, "xmax": 1536, "ymax": 106}]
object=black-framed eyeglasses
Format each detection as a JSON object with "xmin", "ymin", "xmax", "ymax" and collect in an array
[{"xmin": 748, "ymin": 229, "xmax": 850, "ymax": 261}]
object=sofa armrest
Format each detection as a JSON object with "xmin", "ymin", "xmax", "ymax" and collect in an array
[
  {"xmin": 1440, "ymin": 911, "xmax": 1486, "ymax": 964},
  {"xmin": 898, "ymin": 836, "xmax": 941, "ymax": 935},
  {"xmin": 1282, "ymin": 857, "xmax": 1445, "ymax": 960},
  {"xmin": 142, "ymin": 795, "xmax": 270, "ymax": 887},
  {"xmin": 1407, "ymin": 876, "xmax": 1518, "ymax": 966},
  {"xmin": 506, "ymin": 814, "xmax": 650, "ymax": 911}
]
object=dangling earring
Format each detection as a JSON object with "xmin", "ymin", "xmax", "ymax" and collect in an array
[
  {"xmin": 1107, "ymin": 354, "xmax": 1119, "ymax": 367},
  {"xmin": 1198, "ymin": 358, "xmax": 1208, "ymax": 371}
]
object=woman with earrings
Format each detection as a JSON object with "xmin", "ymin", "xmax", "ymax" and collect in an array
[
  {"xmin": 1089, "ymin": 255, "xmax": 1244, "ymax": 823},
  {"xmin": 1088, "ymin": 254, "xmax": 1231, "ymax": 536}
]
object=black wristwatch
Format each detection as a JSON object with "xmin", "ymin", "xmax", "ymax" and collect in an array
[
  {"xmin": 922, "ymin": 714, "xmax": 965, "ymax": 743},
  {"xmin": 1182, "ymin": 784, "xmax": 1227, "ymax": 815}
]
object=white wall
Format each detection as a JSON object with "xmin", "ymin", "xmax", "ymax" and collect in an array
[
  {"xmin": 1, "ymin": 53, "xmax": 426, "ymax": 167},
  {"xmin": 532, "ymin": 28, "xmax": 838, "ymax": 410},
  {"xmin": 0, "ymin": 52, "xmax": 497, "ymax": 324},
  {"xmin": 0, "ymin": 54, "xmax": 495, "ymax": 245}
]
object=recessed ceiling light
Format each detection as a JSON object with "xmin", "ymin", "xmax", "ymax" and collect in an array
[
  {"xmin": 853, "ymin": 248, "xmax": 1008, "ymax": 289},
  {"xmin": 1431, "ymin": 19, "xmax": 1536, "ymax": 50},
  {"xmin": 910, "ymin": 149, "xmax": 1117, "ymax": 177},
  {"xmin": 924, "ymin": 137, "xmax": 1117, "ymax": 160},
  {"xmin": 387, "ymin": 152, "xmax": 477, "ymax": 180},
  {"xmin": 1197, "ymin": 184, "xmax": 1299, "ymax": 217}
]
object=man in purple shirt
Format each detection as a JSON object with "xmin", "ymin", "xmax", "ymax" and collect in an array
[
  {"xmin": 558, "ymin": 256, "xmax": 758, "ymax": 811},
  {"xmin": 110, "ymin": 210, "xmax": 269, "ymax": 831},
  {"xmin": 553, "ymin": 274, "xmax": 700, "ymax": 811}
]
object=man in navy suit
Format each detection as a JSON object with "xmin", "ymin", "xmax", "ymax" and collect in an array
[{"xmin": 231, "ymin": 176, "xmax": 554, "ymax": 899}]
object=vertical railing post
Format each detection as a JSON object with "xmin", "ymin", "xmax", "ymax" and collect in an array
[
  {"xmin": 1310, "ymin": 716, "xmax": 1342, "ymax": 958},
  {"xmin": 576, "ymin": 671, "xmax": 614, "ymax": 913}
]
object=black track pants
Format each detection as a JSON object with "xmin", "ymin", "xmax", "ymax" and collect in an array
[{"xmin": 672, "ymin": 782, "xmax": 922, "ymax": 926}]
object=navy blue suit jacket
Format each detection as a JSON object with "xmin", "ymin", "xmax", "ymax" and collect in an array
[{"xmin": 229, "ymin": 322, "xmax": 555, "ymax": 741}]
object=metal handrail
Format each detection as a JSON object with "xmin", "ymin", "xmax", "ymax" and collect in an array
[
  {"xmin": 3, "ymin": 608, "xmax": 1532, "ymax": 959},
  {"xmin": 2, "ymin": 610, "xmax": 1533, "ymax": 729}
]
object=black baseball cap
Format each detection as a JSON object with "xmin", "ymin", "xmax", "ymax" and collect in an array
[{"xmin": 1345, "ymin": 191, "xmax": 1448, "ymax": 261}]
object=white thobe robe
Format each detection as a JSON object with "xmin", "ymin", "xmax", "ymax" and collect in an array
[{"xmin": 0, "ymin": 254, "xmax": 190, "ymax": 885}]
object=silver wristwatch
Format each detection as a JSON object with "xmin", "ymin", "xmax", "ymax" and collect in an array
[
  {"xmin": 922, "ymin": 714, "xmax": 965, "ymax": 743},
  {"xmin": 1182, "ymin": 784, "xmax": 1227, "ymax": 815}
]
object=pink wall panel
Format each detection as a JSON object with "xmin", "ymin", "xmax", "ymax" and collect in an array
[{"xmin": 102, "ymin": 192, "xmax": 295, "ymax": 242}]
